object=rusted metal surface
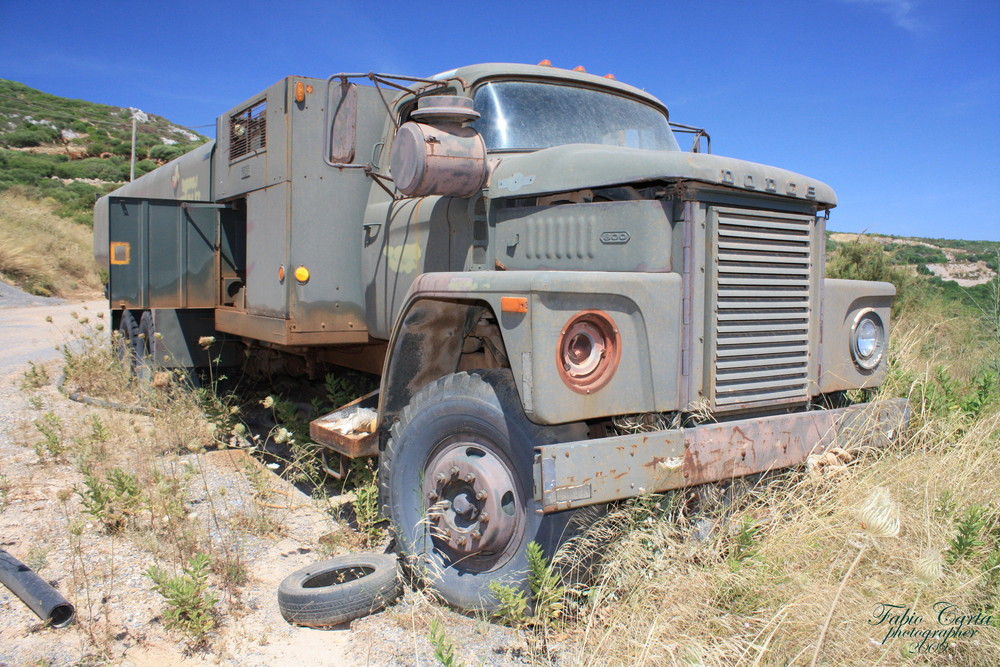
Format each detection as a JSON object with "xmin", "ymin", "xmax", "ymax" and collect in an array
[
  {"xmin": 310, "ymin": 391, "xmax": 379, "ymax": 458},
  {"xmin": 535, "ymin": 398, "xmax": 909, "ymax": 512},
  {"xmin": 390, "ymin": 121, "xmax": 487, "ymax": 197},
  {"xmin": 423, "ymin": 440, "xmax": 521, "ymax": 565},
  {"xmin": 378, "ymin": 299, "xmax": 483, "ymax": 421},
  {"xmin": 214, "ymin": 308, "xmax": 368, "ymax": 346},
  {"xmin": 555, "ymin": 310, "xmax": 622, "ymax": 394}
]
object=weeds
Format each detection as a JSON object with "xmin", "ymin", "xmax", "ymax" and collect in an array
[
  {"xmin": 20, "ymin": 361, "xmax": 49, "ymax": 390},
  {"xmin": 352, "ymin": 464, "xmax": 384, "ymax": 546},
  {"xmin": 489, "ymin": 541, "xmax": 567, "ymax": 629},
  {"xmin": 33, "ymin": 411, "xmax": 65, "ymax": 460},
  {"xmin": 947, "ymin": 505, "xmax": 988, "ymax": 564},
  {"xmin": 76, "ymin": 466, "xmax": 144, "ymax": 533},
  {"xmin": 147, "ymin": 552, "xmax": 218, "ymax": 641},
  {"xmin": 726, "ymin": 516, "xmax": 760, "ymax": 568},
  {"xmin": 428, "ymin": 618, "xmax": 464, "ymax": 667}
]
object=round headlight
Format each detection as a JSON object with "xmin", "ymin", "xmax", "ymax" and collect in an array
[
  {"xmin": 556, "ymin": 311, "xmax": 621, "ymax": 393},
  {"xmin": 851, "ymin": 310, "xmax": 885, "ymax": 370}
]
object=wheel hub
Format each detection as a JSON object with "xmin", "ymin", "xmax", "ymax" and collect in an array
[{"xmin": 423, "ymin": 442, "xmax": 520, "ymax": 562}]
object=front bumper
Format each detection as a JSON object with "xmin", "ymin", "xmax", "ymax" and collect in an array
[{"xmin": 533, "ymin": 398, "xmax": 910, "ymax": 513}]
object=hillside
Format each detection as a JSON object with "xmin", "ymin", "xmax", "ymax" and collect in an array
[
  {"xmin": 0, "ymin": 80, "xmax": 210, "ymax": 296},
  {"xmin": 0, "ymin": 79, "xmax": 208, "ymax": 226}
]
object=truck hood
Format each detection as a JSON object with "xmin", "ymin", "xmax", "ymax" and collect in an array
[{"xmin": 488, "ymin": 145, "xmax": 836, "ymax": 207}]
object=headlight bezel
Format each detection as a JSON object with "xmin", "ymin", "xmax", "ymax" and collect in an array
[{"xmin": 850, "ymin": 309, "xmax": 886, "ymax": 371}]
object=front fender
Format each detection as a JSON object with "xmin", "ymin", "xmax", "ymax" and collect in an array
[{"xmin": 379, "ymin": 271, "xmax": 683, "ymax": 426}]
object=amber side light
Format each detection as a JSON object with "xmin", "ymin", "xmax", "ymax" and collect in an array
[
  {"xmin": 604, "ymin": 73, "xmax": 616, "ymax": 80},
  {"xmin": 294, "ymin": 81, "xmax": 305, "ymax": 103},
  {"xmin": 537, "ymin": 59, "xmax": 553, "ymax": 67},
  {"xmin": 500, "ymin": 297, "xmax": 528, "ymax": 313},
  {"xmin": 573, "ymin": 66, "xmax": 586, "ymax": 72}
]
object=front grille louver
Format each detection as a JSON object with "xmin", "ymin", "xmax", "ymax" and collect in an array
[{"xmin": 711, "ymin": 207, "xmax": 814, "ymax": 410}]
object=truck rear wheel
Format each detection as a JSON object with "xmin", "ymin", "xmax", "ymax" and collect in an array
[
  {"xmin": 117, "ymin": 310, "xmax": 151, "ymax": 380},
  {"xmin": 380, "ymin": 370, "xmax": 582, "ymax": 612}
]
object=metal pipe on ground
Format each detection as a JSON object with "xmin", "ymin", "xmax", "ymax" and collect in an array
[{"xmin": 0, "ymin": 549, "xmax": 75, "ymax": 628}]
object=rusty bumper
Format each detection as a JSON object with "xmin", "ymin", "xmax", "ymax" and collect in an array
[{"xmin": 533, "ymin": 398, "xmax": 909, "ymax": 513}]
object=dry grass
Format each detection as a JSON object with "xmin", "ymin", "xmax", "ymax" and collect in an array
[
  {"xmin": 555, "ymin": 303, "xmax": 1000, "ymax": 666},
  {"xmin": 0, "ymin": 190, "xmax": 102, "ymax": 296}
]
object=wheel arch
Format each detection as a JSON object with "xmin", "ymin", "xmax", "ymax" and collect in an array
[{"xmin": 378, "ymin": 294, "xmax": 518, "ymax": 427}]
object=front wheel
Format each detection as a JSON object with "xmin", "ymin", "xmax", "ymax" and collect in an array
[{"xmin": 380, "ymin": 370, "xmax": 584, "ymax": 612}]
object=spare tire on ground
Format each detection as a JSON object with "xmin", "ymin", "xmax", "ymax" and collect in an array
[{"xmin": 277, "ymin": 553, "xmax": 402, "ymax": 627}]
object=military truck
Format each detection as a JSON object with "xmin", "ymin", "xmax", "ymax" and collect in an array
[{"xmin": 93, "ymin": 62, "xmax": 907, "ymax": 611}]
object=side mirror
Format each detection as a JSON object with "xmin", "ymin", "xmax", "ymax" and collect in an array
[
  {"xmin": 330, "ymin": 83, "xmax": 358, "ymax": 164},
  {"xmin": 390, "ymin": 95, "xmax": 487, "ymax": 198}
]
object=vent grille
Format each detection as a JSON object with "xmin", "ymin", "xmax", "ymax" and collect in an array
[
  {"xmin": 712, "ymin": 207, "xmax": 813, "ymax": 410},
  {"xmin": 229, "ymin": 99, "xmax": 266, "ymax": 161}
]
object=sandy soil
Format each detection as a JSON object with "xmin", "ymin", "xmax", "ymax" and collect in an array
[{"xmin": 0, "ymin": 290, "xmax": 528, "ymax": 666}]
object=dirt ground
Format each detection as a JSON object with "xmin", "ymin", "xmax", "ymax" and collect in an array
[{"xmin": 0, "ymin": 289, "xmax": 530, "ymax": 666}]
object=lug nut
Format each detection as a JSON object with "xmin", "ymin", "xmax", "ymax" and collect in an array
[
  {"xmin": 471, "ymin": 530, "xmax": 481, "ymax": 540},
  {"xmin": 464, "ymin": 472, "xmax": 476, "ymax": 484},
  {"xmin": 435, "ymin": 472, "xmax": 447, "ymax": 485},
  {"xmin": 475, "ymin": 490, "xmax": 487, "ymax": 501},
  {"xmin": 479, "ymin": 512, "xmax": 490, "ymax": 524},
  {"xmin": 456, "ymin": 535, "xmax": 467, "ymax": 547},
  {"xmin": 449, "ymin": 466, "xmax": 460, "ymax": 477},
  {"xmin": 427, "ymin": 490, "xmax": 438, "ymax": 501}
]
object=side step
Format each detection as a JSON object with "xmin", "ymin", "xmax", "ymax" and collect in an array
[{"xmin": 309, "ymin": 390, "xmax": 379, "ymax": 458}]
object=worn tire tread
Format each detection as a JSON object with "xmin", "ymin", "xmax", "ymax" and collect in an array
[{"xmin": 277, "ymin": 553, "xmax": 401, "ymax": 627}]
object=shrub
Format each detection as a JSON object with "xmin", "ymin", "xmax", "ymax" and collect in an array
[
  {"xmin": 149, "ymin": 144, "xmax": 184, "ymax": 162},
  {"xmin": 54, "ymin": 157, "xmax": 126, "ymax": 182},
  {"xmin": 2, "ymin": 126, "xmax": 60, "ymax": 147},
  {"xmin": 826, "ymin": 238, "xmax": 914, "ymax": 313},
  {"xmin": 135, "ymin": 159, "xmax": 158, "ymax": 177},
  {"xmin": 147, "ymin": 553, "xmax": 218, "ymax": 640}
]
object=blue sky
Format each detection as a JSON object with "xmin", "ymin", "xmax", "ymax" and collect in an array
[{"xmin": 2, "ymin": 0, "xmax": 997, "ymax": 241}]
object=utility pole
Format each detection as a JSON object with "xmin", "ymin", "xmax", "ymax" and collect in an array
[{"xmin": 129, "ymin": 117, "xmax": 137, "ymax": 182}]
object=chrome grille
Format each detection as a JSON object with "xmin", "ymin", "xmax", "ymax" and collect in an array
[{"xmin": 712, "ymin": 207, "xmax": 813, "ymax": 410}]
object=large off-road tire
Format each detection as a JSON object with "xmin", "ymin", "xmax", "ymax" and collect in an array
[
  {"xmin": 380, "ymin": 370, "xmax": 586, "ymax": 612},
  {"xmin": 136, "ymin": 311, "xmax": 155, "ymax": 382},
  {"xmin": 277, "ymin": 553, "xmax": 402, "ymax": 627}
]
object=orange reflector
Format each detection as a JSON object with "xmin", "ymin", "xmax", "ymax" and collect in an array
[
  {"xmin": 573, "ymin": 66, "xmax": 586, "ymax": 72},
  {"xmin": 294, "ymin": 81, "xmax": 305, "ymax": 102},
  {"xmin": 294, "ymin": 266, "xmax": 310, "ymax": 283},
  {"xmin": 306, "ymin": 84, "xmax": 314, "ymax": 94},
  {"xmin": 277, "ymin": 265, "xmax": 285, "ymax": 282},
  {"xmin": 501, "ymin": 297, "xmax": 528, "ymax": 313},
  {"xmin": 604, "ymin": 73, "xmax": 616, "ymax": 80},
  {"xmin": 537, "ymin": 59, "xmax": 552, "ymax": 67}
]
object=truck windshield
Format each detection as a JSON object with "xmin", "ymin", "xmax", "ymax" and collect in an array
[{"xmin": 471, "ymin": 81, "xmax": 680, "ymax": 152}]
